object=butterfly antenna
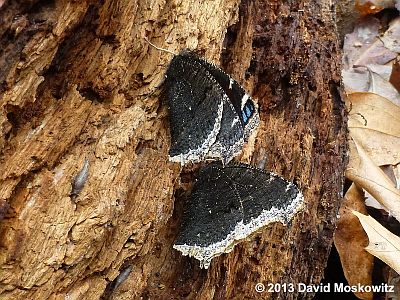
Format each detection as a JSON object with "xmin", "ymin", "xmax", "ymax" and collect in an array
[{"xmin": 144, "ymin": 37, "xmax": 176, "ymax": 56}]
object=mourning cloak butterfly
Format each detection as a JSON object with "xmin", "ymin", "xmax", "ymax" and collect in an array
[
  {"xmin": 173, "ymin": 162, "xmax": 304, "ymax": 269},
  {"xmin": 164, "ymin": 52, "xmax": 259, "ymax": 165}
]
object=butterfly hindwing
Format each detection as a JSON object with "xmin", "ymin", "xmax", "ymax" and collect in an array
[
  {"xmin": 174, "ymin": 165, "xmax": 243, "ymax": 250},
  {"xmin": 173, "ymin": 162, "xmax": 304, "ymax": 269},
  {"xmin": 221, "ymin": 164, "xmax": 304, "ymax": 225}
]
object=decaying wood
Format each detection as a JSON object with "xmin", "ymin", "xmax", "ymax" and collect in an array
[{"xmin": 0, "ymin": 0, "xmax": 347, "ymax": 299}]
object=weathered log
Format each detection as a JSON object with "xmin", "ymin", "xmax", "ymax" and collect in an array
[{"xmin": 0, "ymin": 0, "xmax": 347, "ymax": 299}]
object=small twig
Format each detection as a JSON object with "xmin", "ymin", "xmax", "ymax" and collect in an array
[{"xmin": 144, "ymin": 37, "xmax": 176, "ymax": 55}]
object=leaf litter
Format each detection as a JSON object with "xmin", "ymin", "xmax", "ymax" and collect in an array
[{"xmin": 337, "ymin": 5, "xmax": 400, "ymax": 299}]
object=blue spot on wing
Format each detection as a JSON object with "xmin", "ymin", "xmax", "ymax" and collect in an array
[
  {"xmin": 245, "ymin": 105, "xmax": 252, "ymax": 116},
  {"xmin": 242, "ymin": 110, "xmax": 248, "ymax": 123},
  {"xmin": 241, "ymin": 101, "xmax": 255, "ymax": 125}
]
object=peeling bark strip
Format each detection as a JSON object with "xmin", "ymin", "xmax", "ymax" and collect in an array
[{"xmin": 0, "ymin": 1, "xmax": 346, "ymax": 300}]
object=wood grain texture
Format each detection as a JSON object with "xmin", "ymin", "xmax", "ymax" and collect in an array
[{"xmin": 0, "ymin": 0, "xmax": 347, "ymax": 299}]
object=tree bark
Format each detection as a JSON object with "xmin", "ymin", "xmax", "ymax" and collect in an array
[{"xmin": 0, "ymin": 0, "xmax": 347, "ymax": 299}]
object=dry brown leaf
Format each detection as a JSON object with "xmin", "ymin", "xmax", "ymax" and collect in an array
[
  {"xmin": 386, "ymin": 268, "xmax": 400, "ymax": 299},
  {"xmin": 381, "ymin": 17, "xmax": 400, "ymax": 53},
  {"xmin": 343, "ymin": 64, "xmax": 393, "ymax": 90},
  {"xmin": 346, "ymin": 138, "xmax": 400, "ymax": 221},
  {"xmin": 334, "ymin": 184, "xmax": 374, "ymax": 300},
  {"xmin": 347, "ymin": 93, "xmax": 400, "ymax": 165},
  {"xmin": 355, "ymin": 0, "xmax": 394, "ymax": 15},
  {"xmin": 343, "ymin": 67, "xmax": 400, "ymax": 104},
  {"xmin": 353, "ymin": 211, "xmax": 400, "ymax": 275},
  {"xmin": 366, "ymin": 64, "xmax": 393, "ymax": 80},
  {"xmin": 348, "ymin": 93, "xmax": 400, "ymax": 134},
  {"xmin": 343, "ymin": 68, "xmax": 371, "ymax": 93},
  {"xmin": 343, "ymin": 17, "xmax": 397, "ymax": 70},
  {"xmin": 394, "ymin": 164, "xmax": 400, "ymax": 189},
  {"xmin": 365, "ymin": 166, "xmax": 399, "ymax": 210},
  {"xmin": 389, "ymin": 57, "xmax": 400, "ymax": 93},
  {"xmin": 349, "ymin": 128, "xmax": 400, "ymax": 166},
  {"xmin": 367, "ymin": 70, "xmax": 400, "ymax": 105}
]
